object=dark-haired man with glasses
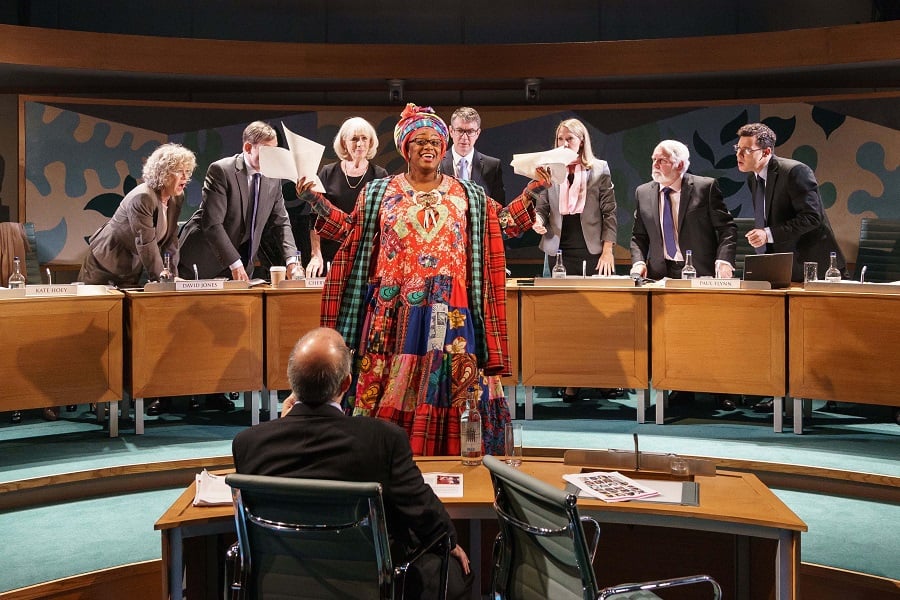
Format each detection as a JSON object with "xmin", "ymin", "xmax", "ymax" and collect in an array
[
  {"xmin": 736, "ymin": 122, "xmax": 845, "ymax": 283},
  {"xmin": 440, "ymin": 107, "xmax": 506, "ymax": 204}
]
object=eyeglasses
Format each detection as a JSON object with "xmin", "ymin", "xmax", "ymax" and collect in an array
[
  {"xmin": 651, "ymin": 157, "xmax": 672, "ymax": 166},
  {"xmin": 451, "ymin": 128, "xmax": 480, "ymax": 138},
  {"xmin": 410, "ymin": 138, "xmax": 443, "ymax": 149},
  {"xmin": 174, "ymin": 169, "xmax": 193, "ymax": 179},
  {"xmin": 733, "ymin": 145, "xmax": 764, "ymax": 157}
]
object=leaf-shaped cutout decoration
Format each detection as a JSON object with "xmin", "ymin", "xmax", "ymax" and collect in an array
[
  {"xmin": 715, "ymin": 154, "xmax": 738, "ymax": 170},
  {"xmin": 762, "ymin": 116, "xmax": 796, "ymax": 147},
  {"xmin": 720, "ymin": 109, "xmax": 749, "ymax": 144},
  {"xmin": 717, "ymin": 177, "xmax": 745, "ymax": 199},
  {"xmin": 692, "ymin": 131, "xmax": 715, "ymax": 165},
  {"xmin": 83, "ymin": 193, "xmax": 124, "ymax": 218},
  {"xmin": 811, "ymin": 106, "xmax": 845, "ymax": 140},
  {"xmin": 123, "ymin": 174, "xmax": 138, "ymax": 195}
]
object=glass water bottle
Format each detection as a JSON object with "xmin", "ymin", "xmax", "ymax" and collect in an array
[
  {"xmin": 8, "ymin": 256, "xmax": 26, "ymax": 289},
  {"xmin": 681, "ymin": 250, "xmax": 697, "ymax": 279},
  {"xmin": 551, "ymin": 250, "xmax": 567, "ymax": 279},
  {"xmin": 824, "ymin": 252, "xmax": 842, "ymax": 282},
  {"xmin": 159, "ymin": 252, "xmax": 174, "ymax": 282},
  {"xmin": 460, "ymin": 387, "xmax": 483, "ymax": 466},
  {"xmin": 291, "ymin": 251, "xmax": 305, "ymax": 281}
]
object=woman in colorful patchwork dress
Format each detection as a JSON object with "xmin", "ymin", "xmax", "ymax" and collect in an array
[{"xmin": 297, "ymin": 103, "xmax": 550, "ymax": 456}]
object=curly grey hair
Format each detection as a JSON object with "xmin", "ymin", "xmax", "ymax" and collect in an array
[{"xmin": 142, "ymin": 143, "xmax": 197, "ymax": 191}]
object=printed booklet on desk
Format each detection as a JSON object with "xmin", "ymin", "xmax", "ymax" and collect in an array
[
  {"xmin": 193, "ymin": 469, "xmax": 233, "ymax": 506},
  {"xmin": 422, "ymin": 473, "xmax": 464, "ymax": 498},
  {"xmin": 562, "ymin": 471, "xmax": 660, "ymax": 502}
]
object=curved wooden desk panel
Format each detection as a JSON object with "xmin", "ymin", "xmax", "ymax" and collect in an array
[
  {"xmin": 652, "ymin": 289, "xmax": 786, "ymax": 397},
  {"xmin": 125, "ymin": 290, "xmax": 263, "ymax": 399},
  {"xmin": 263, "ymin": 288, "xmax": 324, "ymax": 391},
  {"xmin": 789, "ymin": 292, "xmax": 900, "ymax": 406},
  {"xmin": 519, "ymin": 287, "xmax": 649, "ymax": 389},
  {"xmin": 0, "ymin": 292, "xmax": 123, "ymax": 412}
]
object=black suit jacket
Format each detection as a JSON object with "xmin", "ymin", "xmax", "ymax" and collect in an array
[
  {"xmin": 178, "ymin": 154, "xmax": 297, "ymax": 278},
  {"xmin": 440, "ymin": 149, "xmax": 506, "ymax": 204},
  {"xmin": 631, "ymin": 173, "xmax": 736, "ymax": 279},
  {"xmin": 232, "ymin": 402, "xmax": 457, "ymax": 552},
  {"xmin": 750, "ymin": 155, "xmax": 846, "ymax": 281}
]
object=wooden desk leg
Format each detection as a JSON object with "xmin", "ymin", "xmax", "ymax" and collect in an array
[
  {"xmin": 524, "ymin": 386, "xmax": 533, "ymax": 420},
  {"xmin": 268, "ymin": 389, "xmax": 278, "ymax": 420},
  {"xmin": 773, "ymin": 397, "xmax": 783, "ymax": 433},
  {"xmin": 108, "ymin": 400, "xmax": 118, "ymax": 438},
  {"xmin": 655, "ymin": 390, "xmax": 665, "ymax": 425}
]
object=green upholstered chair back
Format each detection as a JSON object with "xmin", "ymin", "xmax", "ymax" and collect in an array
[
  {"xmin": 483, "ymin": 455, "xmax": 599, "ymax": 600},
  {"xmin": 854, "ymin": 217, "xmax": 900, "ymax": 283},
  {"xmin": 226, "ymin": 474, "xmax": 394, "ymax": 600}
]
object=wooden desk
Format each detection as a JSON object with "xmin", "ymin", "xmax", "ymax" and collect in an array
[
  {"xmin": 788, "ymin": 290, "xmax": 900, "ymax": 432},
  {"xmin": 262, "ymin": 287, "xmax": 322, "ymax": 417},
  {"xmin": 0, "ymin": 288, "xmax": 123, "ymax": 436},
  {"xmin": 500, "ymin": 285, "xmax": 519, "ymax": 390},
  {"xmin": 519, "ymin": 286, "xmax": 650, "ymax": 420},
  {"xmin": 124, "ymin": 289, "xmax": 264, "ymax": 433},
  {"xmin": 651, "ymin": 289, "xmax": 788, "ymax": 430},
  {"xmin": 156, "ymin": 457, "xmax": 805, "ymax": 600}
]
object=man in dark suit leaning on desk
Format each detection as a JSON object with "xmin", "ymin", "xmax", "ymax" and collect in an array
[{"xmin": 232, "ymin": 327, "xmax": 473, "ymax": 600}]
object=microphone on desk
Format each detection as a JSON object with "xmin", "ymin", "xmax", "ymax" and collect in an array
[
  {"xmin": 860, "ymin": 265, "xmax": 867, "ymax": 284},
  {"xmin": 193, "ymin": 264, "xmax": 199, "ymax": 280},
  {"xmin": 46, "ymin": 268, "xmax": 52, "ymax": 285}
]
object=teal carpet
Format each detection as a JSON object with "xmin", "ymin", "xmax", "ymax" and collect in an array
[{"xmin": 1, "ymin": 391, "xmax": 898, "ymax": 591}]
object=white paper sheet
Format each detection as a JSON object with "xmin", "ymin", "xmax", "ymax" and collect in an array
[
  {"xmin": 192, "ymin": 469, "xmax": 233, "ymax": 506},
  {"xmin": 510, "ymin": 147, "xmax": 578, "ymax": 184},
  {"xmin": 258, "ymin": 122, "xmax": 326, "ymax": 192}
]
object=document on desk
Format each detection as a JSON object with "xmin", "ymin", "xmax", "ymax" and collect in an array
[
  {"xmin": 193, "ymin": 470, "xmax": 233, "ymax": 506},
  {"xmin": 564, "ymin": 476, "xmax": 699, "ymax": 506},
  {"xmin": 422, "ymin": 472, "xmax": 464, "ymax": 498},
  {"xmin": 563, "ymin": 471, "xmax": 660, "ymax": 502}
]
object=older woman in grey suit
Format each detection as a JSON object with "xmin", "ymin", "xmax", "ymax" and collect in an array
[
  {"xmin": 78, "ymin": 143, "xmax": 196, "ymax": 286},
  {"xmin": 533, "ymin": 118, "xmax": 617, "ymax": 277},
  {"xmin": 533, "ymin": 118, "xmax": 617, "ymax": 403}
]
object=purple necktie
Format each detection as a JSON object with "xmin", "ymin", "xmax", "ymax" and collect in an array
[
  {"xmin": 458, "ymin": 158, "xmax": 468, "ymax": 180},
  {"xmin": 247, "ymin": 173, "xmax": 260, "ymax": 268},
  {"xmin": 662, "ymin": 187, "xmax": 677, "ymax": 258}
]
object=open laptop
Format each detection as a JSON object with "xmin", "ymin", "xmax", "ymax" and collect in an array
[{"xmin": 743, "ymin": 252, "xmax": 794, "ymax": 289}]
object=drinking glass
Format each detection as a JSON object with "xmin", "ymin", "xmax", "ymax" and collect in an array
[
  {"xmin": 504, "ymin": 422, "xmax": 523, "ymax": 467},
  {"xmin": 803, "ymin": 262, "xmax": 818, "ymax": 284}
]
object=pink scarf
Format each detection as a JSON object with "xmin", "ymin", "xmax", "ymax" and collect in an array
[{"xmin": 559, "ymin": 162, "xmax": 588, "ymax": 215}]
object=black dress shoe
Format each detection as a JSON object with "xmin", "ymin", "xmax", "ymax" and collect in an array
[
  {"xmin": 562, "ymin": 393, "xmax": 580, "ymax": 403},
  {"xmin": 43, "ymin": 407, "xmax": 60, "ymax": 421},
  {"xmin": 752, "ymin": 397, "xmax": 775, "ymax": 413},
  {"xmin": 716, "ymin": 395, "xmax": 737, "ymax": 411},
  {"xmin": 10, "ymin": 411, "xmax": 22, "ymax": 424},
  {"xmin": 146, "ymin": 398, "xmax": 170, "ymax": 416},
  {"xmin": 188, "ymin": 397, "xmax": 201, "ymax": 411},
  {"xmin": 66, "ymin": 404, "xmax": 78, "ymax": 412}
]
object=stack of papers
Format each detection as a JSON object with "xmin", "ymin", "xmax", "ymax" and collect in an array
[
  {"xmin": 192, "ymin": 469, "xmax": 233, "ymax": 506},
  {"xmin": 562, "ymin": 471, "xmax": 660, "ymax": 503}
]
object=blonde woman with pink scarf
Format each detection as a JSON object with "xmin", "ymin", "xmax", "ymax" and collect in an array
[{"xmin": 532, "ymin": 117, "xmax": 618, "ymax": 403}]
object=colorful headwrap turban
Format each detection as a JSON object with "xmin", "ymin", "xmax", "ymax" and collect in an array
[{"xmin": 393, "ymin": 103, "xmax": 449, "ymax": 162}]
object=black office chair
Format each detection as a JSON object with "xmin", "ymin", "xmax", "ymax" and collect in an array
[
  {"xmin": 482, "ymin": 455, "xmax": 722, "ymax": 600},
  {"xmin": 853, "ymin": 217, "xmax": 900, "ymax": 283},
  {"xmin": 225, "ymin": 473, "xmax": 450, "ymax": 600}
]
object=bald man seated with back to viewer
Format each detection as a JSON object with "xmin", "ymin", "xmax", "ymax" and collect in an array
[{"xmin": 231, "ymin": 327, "xmax": 473, "ymax": 599}]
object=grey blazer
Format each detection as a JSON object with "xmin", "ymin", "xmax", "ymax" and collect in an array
[
  {"xmin": 534, "ymin": 158, "xmax": 617, "ymax": 255},
  {"xmin": 78, "ymin": 182, "xmax": 182, "ymax": 286},
  {"xmin": 178, "ymin": 154, "xmax": 297, "ymax": 278}
]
